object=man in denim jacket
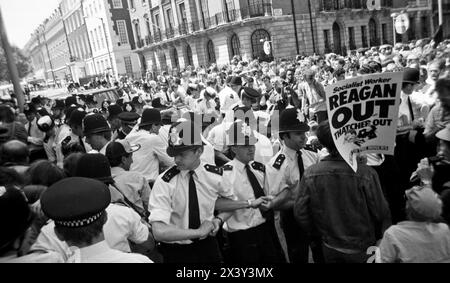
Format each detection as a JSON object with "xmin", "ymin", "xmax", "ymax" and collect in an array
[{"xmin": 294, "ymin": 121, "xmax": 391, "ymax": 263}]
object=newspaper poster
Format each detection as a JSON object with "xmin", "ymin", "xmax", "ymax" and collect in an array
[{"xmin": 325, "ymin": 72, "xmax": 403, "ymax": 172}]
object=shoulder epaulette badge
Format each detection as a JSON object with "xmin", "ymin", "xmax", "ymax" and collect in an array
[
  {"xmin": 223, "ymin": 165, "xmax": 233, "ymax": 171},
  {"xmin": 272, "ymin": 154, "xmax": 286, "ymax": 170},
  {"xmin": 205, "ymin": 164, "xmax": 223, "ymax": 176},
  {"xmin": 251, "ymin": 161, "xmax": 265, "ymax": 172},
  {"xmin": 162, "ymin": 166, "xmax": 180, "ymax": 183}
]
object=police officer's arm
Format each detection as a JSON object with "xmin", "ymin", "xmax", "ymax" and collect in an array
[
  {"xmin": 263, "ymin": 188, "xmax": 294, "ymax": 211},
  {"xmin": 215, "ymin": 197, "xmax": 263, "ymax": 211},
  {"xmin": 152, "ymin": 135, "xmax": 175, "ymax": 167},
  {"xmin": 149, "ymin": 178, "xmax": 213, "ymax": 242},
  {"xmin": 152, "ymin": 222, "xmax": 214, "ymax": 242}
]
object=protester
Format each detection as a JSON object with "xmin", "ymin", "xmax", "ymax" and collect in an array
[{"xmin": 377, "ymin": 187, "xmax": 450, "ymax": 263}]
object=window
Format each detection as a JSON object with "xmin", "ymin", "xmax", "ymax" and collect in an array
[
  {"xmin": 225, "ymin": 0, "xmax": 236, "ymax": 22},
  {"xmin": 361, "ymin": 26, "xmax": 368, "ymax": 48},
  {"xmin": 112, "ymin": 0, "xmax": 123, "ymax": 9},
  {"xmin": 409, "ymin": 17, "xmax": 415, "ymax": 40},
  {"xmin": 100, "ymin": 25, "xmax": 106, "ymax": 49},
  {"xmin": 124, "ymin": 56, "xmax": 133, "ymax": 75},
  {"xmin": 422, "ymin": 16, "xmax": 429, "ymax": 38},
  {"xmin": 323, "ymin": 30, "xmax": 330, "ymax": 52},
  {"xmin": 200, "ymin": 0, "xmax": 209, "ymax": 29},
  {"xmin": 130, "ymin": 0, "xmax": 135, "ymax": 10},
  {"xmin": 369, "ymin": 18, "xmax": 378, "ymax": 46},
  {"xmin": 251, "ymin": 29, "xmax": 270, "ymax": 59},
  {"xmin": 90, "ymin": 30, "xmax": 96, "ymax": 51},
  {"xmin": 248, "ymin": 0, "xmax": 266, "ymax": 17},
  {"xmin": 207, "ymin": 40, "xmax": 216, "ymax": 64},
  {"xmin": 230, "ymin": 33, "xmax": 241, "ymax": 58},
  {"xmin": 348, "ymin": 27, "xmax": 356, "ymax": 50},
  {"xmin": 172, "ymin": 48, "xmax": 179, "ymax": 69},
  {"xmin": 382, "ymin": 23, "xmax": 388, "ymax": 44},
  {"xmin": 117, "ymin": 20, "xmax": 129, "ymax": 44},
  {"xmin": 179, "ymin": 3, "xmax": 188, "ymax": 33},
  {"xmin": 165, "ymin": 8, "xmax": 174, "ymax": 32},
  {"xmin": 186, "ymin": 44, "xmax": 193, "ymax": 66}
]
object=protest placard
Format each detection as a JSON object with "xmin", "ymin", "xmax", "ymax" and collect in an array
[{"xmin": 325, "ymin": 72, "xmax": 403, "ymax": 172}]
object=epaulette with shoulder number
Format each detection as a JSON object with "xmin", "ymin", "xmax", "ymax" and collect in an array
[
  {"xmin": 204, "ymin": 164, "xmax": 223, "ymax": 176},
  {"xmin": 223, "ymin": 165, "xmax": 233, "ymax": 171},
  {"xmin": 251, "ymin": 161, "xmax": 265, "ymax": 172},
  {"xmin": 162, "ymin": 166, "xmax": 180, "ymax": 183},
  {"xmin": 272, "ymin": 154, "xmax": 286, "ymax": 170}
]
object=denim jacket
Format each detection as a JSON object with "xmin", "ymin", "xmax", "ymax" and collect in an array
[{"xmin": 294, "ymin": 155, "xmax": 391, "ymax": 252}]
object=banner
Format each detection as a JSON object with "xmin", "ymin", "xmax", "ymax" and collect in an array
[{"xmin": 325, "ymin": 72, "xmax": 403, "ymax": 172}]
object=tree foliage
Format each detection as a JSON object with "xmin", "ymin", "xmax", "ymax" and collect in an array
[{"xmin": 0, "ymin": 45, "xmax": 33, "ymax": 82}]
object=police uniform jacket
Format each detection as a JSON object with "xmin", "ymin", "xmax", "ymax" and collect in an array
[
  {"xmin": 126, "ymin": 130, "xmax": 175, "ymax": 182},
  {"xmin": 149, "ymin": 162, "xmax": 234, "ymax": 245},
  {"xmin": 265, "ymin": 146, "xmax": 320, "ymax": 197},
  {"xmin": 221, "ymin": 159, "xmax": 266, "ymax": 233}
]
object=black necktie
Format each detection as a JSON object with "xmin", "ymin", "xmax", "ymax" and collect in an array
[
  {"xmin": 79, "ymin": 136, "xmax": 86, "ymax": 153},
  {"xmin": 245, "ymin": 164, "xmax": 268, "ymax": 218},
  {"xmin": 28, "ymin": 123, "xmax": 32, "ymax": 136},
  {"xmin": 297, "ymin": 151, "xmax": 305, "ymax": 180},
  {"xmin": 189, "ymin": 171, "xmax": 201, "ymax": 230},
  {"xmin": 407, "ymin": 96, "xmax": 415, "ymax": 122}
]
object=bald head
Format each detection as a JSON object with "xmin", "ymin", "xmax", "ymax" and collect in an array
[{"xmin": 1, "ymin": 140, "xmax": 30, "ymax": 165}]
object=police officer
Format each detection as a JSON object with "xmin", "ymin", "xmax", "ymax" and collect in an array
[
  {"xmin": 40, "ymin": 177, "xmax": 152, "ymax": 263},
  {"xmin": 83, "ymin": 113, "xmax": 112, "ymax": 155},
  {"xmin": 125, "ymin": 109, "xmax": 174, "ymax": 185},
  {"xmin": 220, "ymin": 120, "xmax": 285, "ymax": 263},
  {"xmin": 149, "ymin": 120, "xmax": 234, "ymax": 263},
  {"xmin": 115, "ymin": 111, "xmax": 140, "ymax": 140},
  {"xmin": 195, "ymin": 87, "xmax": 218, "ymax": 115},
  {"xmin": 264, "ymin": 108, "xmax": 321, "ymax": 263}
]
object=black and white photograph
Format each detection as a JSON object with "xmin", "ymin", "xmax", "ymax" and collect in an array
[{"xmin": 1, "ymin": 0, "xmax": 450, "ymax": 267}]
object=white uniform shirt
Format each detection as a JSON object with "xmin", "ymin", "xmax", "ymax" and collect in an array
[
  {"xmin": 31, "ymin": 204, "xmax": 149, "ymax": 261},
  {"xmin": 207, "ymin": 122, "xmax": 273, "ymax": 164},
  {"xmin": 221, "ymin": 159, "xmax": 266, "ymax": 233},
  {"xmin": 195, "ymin": 98, "xmax": 218, "ymax": 115},
  {"xmin": 149, "ymin": 162, "xmax": 234, "ymax": 244},
  {"xmin": 219, "ymin": 87, "xmax": 241, "ymax": 113},
  {"xmin": 111, "ymin": 167, "xmax": 151, "ymax": 211},
  {"xmin": 65, "ymin": 241, "xmax": 152, "ymax": 263},
  {"xmin": 158, "ymin": 124, "xmax": 171, "ymax": 146},
  {"xmin": 126, "ymin": 130, "xmax": 175, "ymax": 182},
  {"xmin": 265, "ymin": 146, "xmax": 320, "ymax": 196}
]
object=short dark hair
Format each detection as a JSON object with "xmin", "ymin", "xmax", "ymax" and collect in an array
[
  {"xmin": 107, "ymin": 152, "xmax": 131, "ymax": 168},
  {"xmin": 27, "ymin": 160, "xmax": 65, "ymax": 187},
  {"xmin": 55, "ymin": 212, "xmax": 107, "ymax": 246},
  {"xmin": 0, "ymin": 167, "xmax": 24, "ymax": 187},
  {"xmin": 86, "ymin": 131, "xmax": 112, "ymax": 142},
  {"xmin": 0, "ymin": 141, "xmax": 30, "ymax": 165},
  {"xmin": 63, "ymin": 152, "xmax": 85, "ymax": 177},
  {"xmin": 0, "ymin": 105, "xmax": 15, "ymax": 123},
  {"xmin": 435, "ymin": 78, "xmax": 450, "ymax": 97},
  {"xmin": 317, "ymin": 121, "xmax": 336, "ymax": 152}
]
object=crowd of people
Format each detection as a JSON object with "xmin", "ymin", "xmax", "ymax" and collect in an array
[{"xmin": 1, "ymin": 37, "xmax": 450, "ymax": 263}]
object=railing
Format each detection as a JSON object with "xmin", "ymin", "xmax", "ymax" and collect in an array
[{"xmin": 141, "ymin": 3, "xmax": 273, "ymax": 46}]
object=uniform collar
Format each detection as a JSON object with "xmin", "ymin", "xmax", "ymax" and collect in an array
[
  {"xmin": 232, "ymin": 158, "xmax": 248, "ymax": 171},
  {"xmin": 111, "ymin": 167, "xmax": 126, "ymax": 175},
  {"xmin": 283, "ymin": 146, "xmax": 299, "ymax": 160},
  {"xmin": 67, "ymin": 241, "xmax": 110, "ymax": 263},
  {"xmin": 180, "ymin": 162, "xmax": 204, "ymax": 178}
]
